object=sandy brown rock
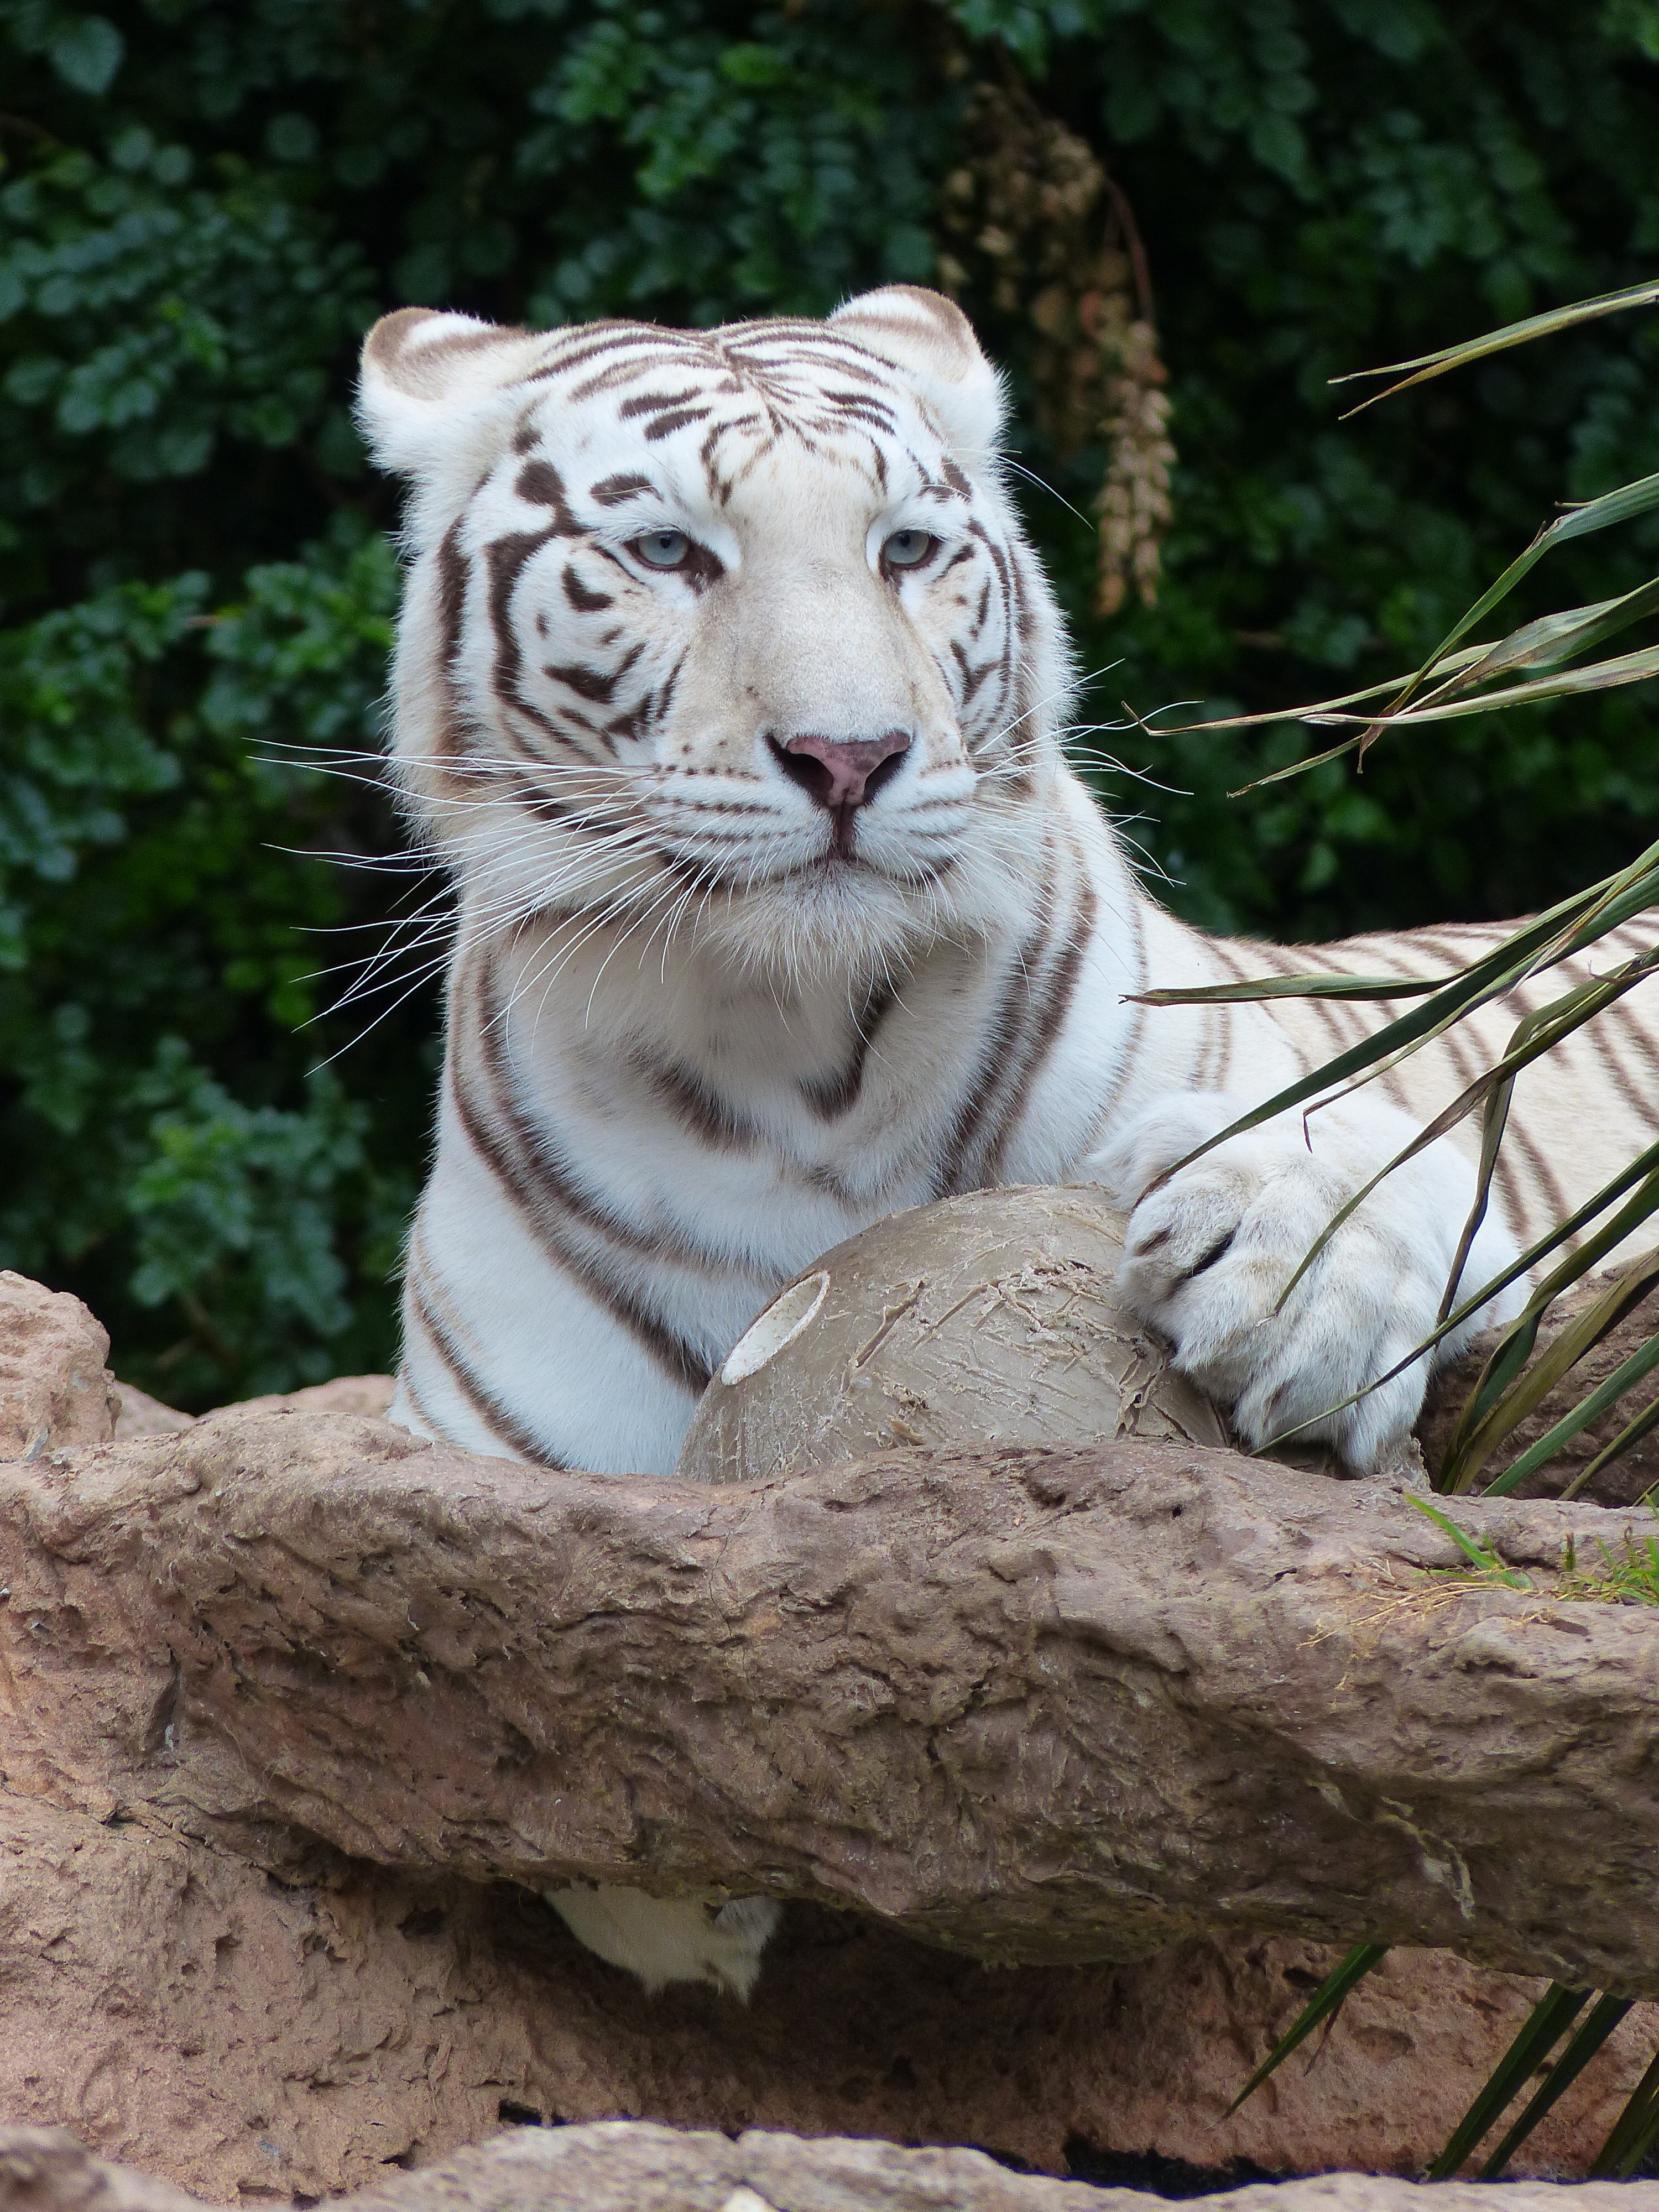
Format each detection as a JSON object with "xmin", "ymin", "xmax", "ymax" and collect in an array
[
  {"xmin": 0, "ymin": 2128, "xmax": 199, "ymax": 2211},
  {"xmin": 216, "ymin": 1374, "xmax": 395, "ymax": 1421},
  {"xmin": 0, "ymin": 1275, "xmax": 115, "ymax": 1461},
  {"xmin": 7, "ymin": 2121, "xmax": 1659, "ymax": 2212},
  {"xmin": 1420, "ymin": 1274, "xmax": 1659, "ymax": 1506},
  {"xmin": 3, "ymin": 1410, "xmax": 1658, "ymax": 1990},
  {"xmin": 335, "ymin": 2126, "xmax": 1659, "ymax": 2212},
  {"xmin": 111, "ymin": 1375, "xmax": 399, "ymax": 1439},
  {"xmin": 109, "ymin": 1385, "xmax": 194, "ymax": 1441},
  {"xmin": 2, "ymin": 1791, "xmax": 1656, "ymax": 2200}
]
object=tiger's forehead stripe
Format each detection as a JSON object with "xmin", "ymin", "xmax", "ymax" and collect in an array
[{"xmin": 492, "ymin": 318, "xmax": 969, "ymax": 505}]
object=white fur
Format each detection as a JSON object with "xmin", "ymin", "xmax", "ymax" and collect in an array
[
  {"xmin": 549, "ymin": 1886, "xmax": 781, "ymax": 2001},
  {"xmin": 357, "ymin": 284, "xmax": 1659, "ymax": 2002}
]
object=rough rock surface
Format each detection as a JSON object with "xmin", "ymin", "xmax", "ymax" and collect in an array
[
  {"xmin": 4, "ymin": 1406, "xmax": 1659, "ymax": 1990},
  {"xmin": 1420, "ymin": 1273, "xmax": 1659, "ymax": 1505},
  {"xmin": 0, "ymin": 1275, "xmax": 116, "ymax": 1460},
  {"xmin": 222, "ymin": 1374, "xmax": 397, "ymax": 1421},
  {"xmin": 1, "ymin": 1814, "xmax": 1657, "ymax": 2209},
  {"xmin": 5, "ymin": 2125, "xmax": 1659, "ymax": 2212},
  {"xmin": 111, "ymin": 1375, "xmax": 397, "ymax": 1438},
  {"xmin": 6, "ymin": 1269, "xmax": 1659, "ymax": 2199},
  {"xmin": 109, "ymin": 1385, "xmax": 194, "ymax": 1440}
]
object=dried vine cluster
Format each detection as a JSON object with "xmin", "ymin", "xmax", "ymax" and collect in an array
[{"xmin": 938, "ymin": 81, "xmax": 1176, "ymax": 615}]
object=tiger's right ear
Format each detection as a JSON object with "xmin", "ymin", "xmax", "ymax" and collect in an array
[{"xmin": 356, "ymin": 308, "xmax": 552, "ymax": 489}]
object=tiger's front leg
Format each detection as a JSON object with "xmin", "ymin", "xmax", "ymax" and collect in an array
[{"xmin": 1089, "ymin": 1092, "xmax": 1528, "ymax": 1470}]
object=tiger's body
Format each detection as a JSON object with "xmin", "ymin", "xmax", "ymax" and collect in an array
[{"xmin": 356, "ymin": 284, "xmax": 1659, "ymax": 2000}]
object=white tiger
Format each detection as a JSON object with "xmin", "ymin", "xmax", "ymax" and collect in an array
[{"xmin": 356, "ymin": 283, "xmax": 1659, "ymax": 2000}]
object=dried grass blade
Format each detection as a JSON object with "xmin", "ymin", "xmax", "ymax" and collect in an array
[
  {"xmin": 1306, "ymin": 641, "xmax": 1659, "ymax": 729},
  {"xmin": 1332, "ymin": 279, "xmax": 1659, "ymax": 414},
  {"xmin": 1353, "ymin": 470, "xmax": 1659, "ymax": 744},
  {"xmin": 1135, "ymin": 972, "xmax": 1447, "ymax": 1006},
  {"xmin": 1425, "ymin": 577, "xmax": 1659, "ymax": 702}
]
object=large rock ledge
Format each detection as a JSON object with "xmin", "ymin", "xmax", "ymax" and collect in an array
[
  {"xmin": 4, "ymin": 1405, "xmax": 1657, "ymax": 1992},
  {"xmin": 7, "ymin": 2121, "xmax": 1659, "ymax": 2212}
]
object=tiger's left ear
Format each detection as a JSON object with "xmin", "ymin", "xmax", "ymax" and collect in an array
[{"xmin": 828, "ymin": 286, "xmax": 1005, "ymax": 466}]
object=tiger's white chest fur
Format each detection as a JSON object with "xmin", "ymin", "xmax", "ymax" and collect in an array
[{"xmin": 405, "ymin": 778, "xmax": 1144, "ymax": 1473}]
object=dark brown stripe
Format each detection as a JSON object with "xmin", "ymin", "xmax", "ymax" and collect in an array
[
  {"xmin": 451, "ymin": 1047, "xmax": 713, "ymax": 1393},
  {"xmin": 980, "ymin": 870, "xmax": 1099, "ymax": 1183},
  {"xmin": 1439, "ymin": 1019, "xmax": 1566, "ymax": 1243},
  {"xmin": 453, "ymin": 957, "xmax": 717, "ymax": 1390},
  {"xmin": 486, "ymin": 528, "xmax": 555, "ymax": 712},
  {"xmin": 515, "ymin": 460, "xmax": 582, "ymax": 533},
  {"xmin": 1082, "ymin": 903, "xmax": 1151, "ymax": 1143},
  {"xmin": 1582, "ymin": 999, "xmax": 1659, "ymax": 1133},
  {"xmin": 543, "ymin": 641, "xmax": 644, "ymax": 707},
  {"xmin": 436, "ymin": 520, "xmax": 468, "ymax": 669},
  {"xmin": 562, "ymin": 565, "xmax": 613, "ymax": 613},
  {"xmin": 932, "ymin": 922, "xmax": 1047, "ymax": 1198},
  {"xmin": 589, "ymin": 472, "xmax": 655, "ymax": 506},
  {"xmin": 407, "ymin": 1257, "xmax": 566, "ymax": 1465},
  {"xmin": 643, "ymin": 405, "xmax": 715, "ymax": 441},
  {"xmin": 633, "ymin": 1045, "xmax": 761, "ymax": 1154},
  {"xmin": 799, "ymin": 977, "xmax": 899, "ymax": 1120},
  {"xmin": 618, "ymin": 387, "xmax": 709, "ymax": 420}
]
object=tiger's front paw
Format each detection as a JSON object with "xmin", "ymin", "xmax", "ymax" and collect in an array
[{"xmin": 1088, "ymin": 1092, "xmax": 1526, "ymax": 1470}]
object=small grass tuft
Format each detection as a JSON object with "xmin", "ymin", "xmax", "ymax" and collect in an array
[{"xmin": 1408, "ymin": 1493, "xmax": 1659, "ymax": 1608}]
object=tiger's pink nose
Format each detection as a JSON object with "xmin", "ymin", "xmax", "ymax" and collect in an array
[{"xmin": 771, "ymin": 729, "xmax": 911, "ymax": 811}]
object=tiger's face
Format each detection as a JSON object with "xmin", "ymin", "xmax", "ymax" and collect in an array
[{"xmin": 358, "ymin": 286, "xmax": 1072, "ymax": 980}]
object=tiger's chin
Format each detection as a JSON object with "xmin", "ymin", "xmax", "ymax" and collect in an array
[{"xmin": 687, "ymin": 842, "xmax": 1010, "ymax": 985}]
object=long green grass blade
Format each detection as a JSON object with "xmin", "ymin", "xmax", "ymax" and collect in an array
[
  {"xmin": 1442, "ymin": 1229, "xmax": 1659, "ymax": 1491},
  {"xmin": 1592, "ymin": 2042, "xmax": 1659, "ymax": 2178},
  {"xmin": 1332, "ymin": 278, "xmax": 1659, "ymax": 413},
  {"xmin": 1478, "ymin": 1324, "xmax": 1659, "ymax": 1499},
  {"xmin": 1439, "ymin": 1011, "xmax": 1522, "ymax": 1325},
  {"xmin": 1406, "ymin": 1495, "xmax": 1532, "ymax": 1585},
  {"xmin": 1225, "ymin": 1944, "xmax": 1389, "ymax": 2117},
  {"xmin": 1133, "ymin": 842, "xmax": 1659, "ymax": 1151},
  {"xmin": 1425, "ymin": 577, "xmax": 1659, "ymax": 703},
  {"xmin": 1478, "ymin": 1995, "xmax": 1635, "ymax": 2178},
  {"xmin": 1426, "ymin": 1984, "xmax": 1590, "ymax": 2179},
  {"xmin": 1558, "ymin": 1391, "xmax": 1659, "ymax": 1503}
]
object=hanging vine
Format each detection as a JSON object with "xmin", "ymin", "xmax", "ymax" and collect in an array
[{"xmin": 937, "ymin": 79, "xmax": 1175, "ymax": 617}]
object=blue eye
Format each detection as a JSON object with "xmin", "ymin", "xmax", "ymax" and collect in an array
[
  {"xmin": 883, "ymin": 528, "xmax": 935, "ymax": 570},
  {"xmin": 633, "ymin": 528, "xmax": 691, "ymax": 569}
]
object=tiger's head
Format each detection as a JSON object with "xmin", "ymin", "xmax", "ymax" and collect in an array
[{"xmin": 357, "ymin": 285, "xmax": 1074, "ymax": 983}]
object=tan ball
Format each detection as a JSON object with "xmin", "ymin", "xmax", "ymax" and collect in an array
[{"xmin": 675, "ymin": 1183, "xmax": 1227, "ymax": 1485}]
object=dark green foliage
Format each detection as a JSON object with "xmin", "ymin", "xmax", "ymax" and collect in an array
[{"xmin": 3, "ymin": 0, "xmax": 1658, "ymax": 1397}]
